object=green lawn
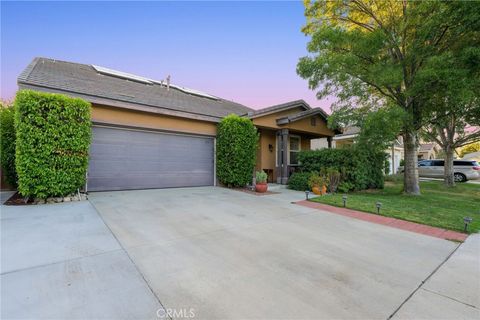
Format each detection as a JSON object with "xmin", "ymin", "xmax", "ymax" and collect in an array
[{"xmin": 310, "ymin": 181, "xmax": 480, "ymax": 233}]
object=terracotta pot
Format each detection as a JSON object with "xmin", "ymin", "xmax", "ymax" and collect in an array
[
  {"xmin": 312, "ymin": 186, "xmax": 321, "ymax": 195},
  {"xmin": 321, "ymin": 185, "xmax": 327, "ymax": 195},
  {"xmin": 255, "ymin": 182, "xmax": 268, "ymax": 193}
]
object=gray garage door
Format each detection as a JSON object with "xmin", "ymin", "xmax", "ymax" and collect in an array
[{"xmin": 88, "ymin": 126, "xmax": 214, "ymax": 191}]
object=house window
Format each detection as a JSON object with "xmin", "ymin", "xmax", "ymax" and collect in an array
[
  {"xmin": 311, "ymin": 117, "xmax": 316, "ymax": 126},
  {"xmin": 289, "ymin": 135, "xmax": 301, "ymax": 165}
]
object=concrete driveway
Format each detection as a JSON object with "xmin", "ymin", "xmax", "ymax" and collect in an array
[
  {"xmin": 1, "ymin": 198, "xmax": 164, "ymax": 319},
  {"xmin": 88, "ymin": 187, "xmax": 471, "ymax": 319},
  {"xmin": 2, "ymin": 187, "xmax": 478, "ymax": 319}
]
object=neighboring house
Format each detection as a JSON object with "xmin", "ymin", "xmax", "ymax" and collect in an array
[
  {"xmin": 17, "ymin": 57, "xmax": 335, "ymax": 191},
  {"xmin": 312, "ymin": 126, "xmax": 405, "ymax": 174},
  {"xmin": 418, "ymin": 143, "xmax": 440, "ymax": 160},
  {"xmin": 331, "ymin": 126, "xmax": 360, "ymax": 149},
  {"xmin": 461, "ymin": 151, "xmax": 480, "ymax": 162}
]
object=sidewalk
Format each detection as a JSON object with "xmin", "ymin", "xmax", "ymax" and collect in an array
[{"xmin": 393, "ymin": 234, "xmax": 480, "ymax": 319}]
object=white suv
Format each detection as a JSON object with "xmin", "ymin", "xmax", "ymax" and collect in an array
[{"xmin": 417, "ymin": 159, "xmax": 480, "ymax": 182}]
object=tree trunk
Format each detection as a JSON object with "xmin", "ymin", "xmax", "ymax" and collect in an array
[
  {"xmin": 444, "ymin": 146, "xmax": 455, "ymax": 187},
  {"xmin": 403, "ymin": 132, "xmax": 420, "ymax": 195}
]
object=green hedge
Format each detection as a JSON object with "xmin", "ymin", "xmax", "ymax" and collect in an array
[
  {"xmin": 294, "ymin": 147, "xmax": 385, "ymax": 191},
  {"xmin": 287, "ymin": 172, "xmax": 311, "ymax": 191},
  {"xmin": 15, "ymin": 90, "xmax": 92, "ymax": 198},
  {"xmin": 0, "ymin": 104, "xmax": 17, "ymax": 187},
  {"xmin": 216, "ymin": 114, "xmax": 258, "ymax": 187}
]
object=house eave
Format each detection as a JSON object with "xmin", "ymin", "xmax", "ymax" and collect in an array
[{"xmin": 17, "ymin": 82, "xmax": 223, "ymax": 123}]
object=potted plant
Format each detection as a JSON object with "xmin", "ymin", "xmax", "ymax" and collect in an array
[
  {"xmin": 308, "ymin": 172, "xmax": 329, "ymax": 195},
  {"xmin": 308, "ymin": 173, "xmax": 324, "ymax": 195},
  {"xmin": 255, "ymin": 170, "xmax": 268, "ymax": 193}
]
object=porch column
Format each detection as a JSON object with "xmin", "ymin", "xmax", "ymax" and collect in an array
[
  {"xmin": 327, "ymin": 137, "xmax": 333, "ymax": 148},
  {"xmin": 280, "ymin": 129, "xmax": 289, "ymax": 185}
]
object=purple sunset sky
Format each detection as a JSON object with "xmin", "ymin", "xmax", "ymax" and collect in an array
[{"xmin": 1, "ymin": 1, "xmax": 334, "ymax": 112}]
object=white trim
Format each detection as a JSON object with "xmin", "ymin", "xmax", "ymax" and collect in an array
[
  {"xmin": 332, "ymin": 133, "xmax": 358, "ymax": 141},
  {"xmin": 288, "ymin": 135, "xmax": 301, "ymax": 165}
]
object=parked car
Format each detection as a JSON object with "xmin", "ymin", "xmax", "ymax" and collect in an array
[
  {"xmin": 397, "ymin": 159, "xmax": 480, "ymax": 182},
  {"xmin": 418, "ymin": 159, "xmax": 480, "ymax": 182}
]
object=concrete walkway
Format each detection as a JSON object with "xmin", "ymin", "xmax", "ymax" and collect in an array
[
  {"xmin": 1, "ymin": 200, "xmax": 164, "ymax": 319},
  {"xmin": 393, "ymin": 233, "xmax": 480, "ymax": 319}
]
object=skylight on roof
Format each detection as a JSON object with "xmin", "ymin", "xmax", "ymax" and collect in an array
[{"xmin": 92, "ymin": 65, "xmax": 153, "ymax": 84}]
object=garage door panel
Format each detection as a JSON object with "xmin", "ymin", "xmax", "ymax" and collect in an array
[{"xmin": 88, "ymin": 126, "xmax": 214, "ymax": 191}]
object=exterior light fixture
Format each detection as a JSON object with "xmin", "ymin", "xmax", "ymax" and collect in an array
[
  {"xmin": 342, "ymin": 195, "xmax": 347, "ymax": 207},
  {"xmin": 463, "ymin": 217, "xmax": 473, "ymax": 232},
  {"xmin": 305, "ymin": 190, "xmax": 310, "ymax": 200},
  {"xmin": 376, "ymin": 202, "xmax": 382, "ymax": 214},
  {"xmin": 268, "ymin": 144, "xmax": 273, "ymax": 152}
]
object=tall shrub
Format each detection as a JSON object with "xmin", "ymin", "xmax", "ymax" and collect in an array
[
  {"xmin": 217, "ymin": 114, "xmax": 258, "ymax": 187},
  {"xmin": 0, "ymin": 103, "xmax": 17, "ymax": 187},
  {"xmin": 15, "ymin": 90, "xmax": 91, "ymax": 198}
]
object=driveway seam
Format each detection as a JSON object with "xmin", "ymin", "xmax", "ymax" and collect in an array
[
  {"xmin": 89, "ymin": 199, "xmax": 172, "ymax": 320},
  {"xmin": 420, "ymin": 287, "xmax": 479, "ymax": 309},
  {"xmin": 0, "ymin": 248, "xmax": 124, "ymax": 276},
  {"xmin": 387, "ymin": 241, "xmax": 463, "ymax": 319}
]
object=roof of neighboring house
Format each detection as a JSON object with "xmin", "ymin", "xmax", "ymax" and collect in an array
[
  {"xmin": 462, "ymin": 151, "xmax": 480, "ymax": 161},
  {"xmin": 18, "ymin": 57, "xmax": 253, "ymax": 122},
  {"xmin": 332, "ymin": 126, "xmax": 361, "ymax": 140},
  {"xmin": 419, "ymin": 143, "xmax": 436, "ymax": 152}
]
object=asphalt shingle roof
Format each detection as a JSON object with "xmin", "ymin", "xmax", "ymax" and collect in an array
[{"xmin": 18, "ymin": 57, "xmax": 253, "ymax": 120}]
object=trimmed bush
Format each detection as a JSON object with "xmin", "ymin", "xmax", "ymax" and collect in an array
[
  {"xmin": 0, "ymin": 103, "xmax": 17, "ymax": 187},
  {"xmin": 287, "ymin": 172, "xmax": 311, "ymax": 191},
  {"xmin": 297, "ymin": 147, "xmax": 385, "ymax": 191},
  {"xmin": 216, "ymin": 114, "xmax": 258, "ymax": 187},
  {"xmin": 15, "ymin": 90, "xmax": 91, "ymax": 198}
]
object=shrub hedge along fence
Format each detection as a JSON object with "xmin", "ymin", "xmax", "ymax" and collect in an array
[
  {"xmin": 288, "ymin": 147, "xmax": 385, "ymax": 192},
  {"xmin": 0, "ymin": 103, "xmax": 17, "ymax": 187},
  {"xmin": 216, "ymin": 114, "xmax": 258, "ymax": 187},
  {"xmin": 15, "ymin": 90, "xmax": 92, "ymax": 198}
]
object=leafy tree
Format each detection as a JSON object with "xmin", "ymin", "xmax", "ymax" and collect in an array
[
  {"xmin": 414, "ymin": 5, "xmax": 480, "ymax": 186},
  {"xmin": 0, "ymin": 101, "xmax": 17, "ymax": 187},
  {"xmin": 297, "ymin": 0, "xmax": 480, "ymax": 194}
]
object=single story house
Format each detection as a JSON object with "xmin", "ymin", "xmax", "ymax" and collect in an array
[
  {"xmin": 418, "ymin": 143, "xmax": 440, "ymax": 160},
  {"xmin": 17, "ymin": 57, "xmax": 335, "ymax": 191}
]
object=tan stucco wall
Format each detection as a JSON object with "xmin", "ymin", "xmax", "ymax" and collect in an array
[
  {"xmin": 91, "ymin": 104, "xmax": 217, "ymax": 136},
  {"xmin": 284, "ymin": 115, "xmax": 333, "ymax": 137},
  {"xmin": 252, "ymin": 107, "xmax": 334, "ymax": 137},
  {"xmin": 259, "ymin": 130, "xmax": 276, "ymax": 169},
  {"xmin": 301, "ymin": 137, "xmax": 310, "ymax": 151},
  {"xmin": 252, "ymin": 107, "xmax": 305, "ymax": 129}
]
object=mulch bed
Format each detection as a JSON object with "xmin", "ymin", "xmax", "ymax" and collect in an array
[
  {"xmin": 233, "ymin": 188, "xmax": 280, "ymax": 196},
  {"xmin": 3, "ymin": 191, "xmax": 34, "ymax": 206}
]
